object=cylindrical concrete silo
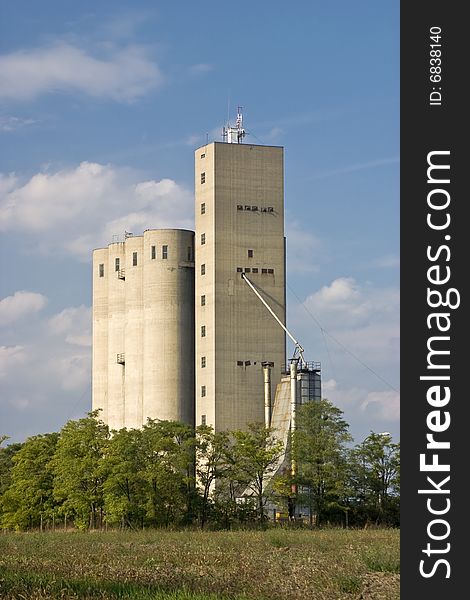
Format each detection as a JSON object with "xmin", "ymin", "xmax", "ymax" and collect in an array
[
  {"xmin": 143, "ymin": 229, "xmax": 195, "ymax": 425},
  {"xmin": 92, "ymin": 247, "xmax": 109, "ymax": 423},
  {"xmin": 124, "ymin": 235, "xmax": 144, "ymax": 429},
  {"xmin": 106, "ymin": 242, "xmax": 126, "ymax": 431}
]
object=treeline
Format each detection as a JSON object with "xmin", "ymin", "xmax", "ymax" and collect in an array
[{"xmin": 0, "ymin": 400, "xmax": 399, "ymax": 531}]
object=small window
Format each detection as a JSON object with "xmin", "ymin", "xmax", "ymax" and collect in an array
[
  {"xmin": 201, "ymin": 356, "xmax": 206, "ymax": 368},
  {"xmin": 115, "ymin": 258, "xmax": 120, "ymax": 272},
  {"xmin": 262, "ymin": 268, "xmax": 268, "ymax": 274},
  {"xmin": 151, "ymin": 245, "xmax": 156, "ymax": 260},
  {"xmin": 201, "ymin": 153, "xmax": 206, "ymax": 159},
  {"xmin": 236, "ymin": 267, "xmax": 243, "ymax": 273},
  {"xmin": 237, "ymin": 360, "xmax": 243, "ymax": 366},
  {"xmin": 245, "ymin": 360, "xmax": 251, "ymax": 366},
  {"xmin": 99, "ymin": 263, "xmax": 105, "ymax": 277},
  {"xmin": 268, "ymin": 268, "xmax": 274, "ymax": 274},
  {"xmin": 162, "ymin": 245, "xmax": 168, "ymax": 260},
  {"xmin": 201, "ymin": 202, "xmax": 206, "ymax": 215},
  {"xmin": 201, "ymin": 295, "xmax": 206, "ymax": 306},
  {"xmin": 261, "ymin": 207, "xmax": 267, "ymax": 213},
  {"xmin": 267, "ymin": 207, "xmax": 274, "ymax": 212},
  {"xmin": 201, "ymin": 386, "xmax": 206, "ymax": 397},
  {"xmin": 245, "ymin": 268, "xmax": 251, "ymax": 273},
  {"xmin": 237, "ymin": 204, "xmax": 243, "ymax": 210},
  {"xmin": 252, "ymin": 268, "xmax": 259, "ymax": 273},
  {"xmin": 201, "ymin": 325, "xmax": 206, "ymax": 337},
  {"xmin": 252, "ymin": 206, "xmax": 258, "ymax": 211},
  {"xmin": 132, "ymin": 252, "xmax": 137, "ymax": 266},
  {"xmin": 201, "ymin": 172, "xmax": 206, "ymax": 184},
  {"xmin": 187, "ymin": 246, "xmax": 192, "ymax": 261},
  {"xmin": 201, "ymin": 414, "xmax": 207, "ymax": 425},
  {"xmin": 244, "ymin": 205, "xmax": 251, "ymax": 211},
  {"xmin": 201, "ymin": 264, "xmax": 205, "ymax": 275},
  {"xmin": 248, "ymin": 249, "xmax": 253, "ymax": 258},
  {"xmin": 201, "ymin": 233, "xmax": 206, "ymax": 245}
]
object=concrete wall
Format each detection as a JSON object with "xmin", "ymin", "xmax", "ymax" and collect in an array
[
  {"xmin": 195, "ymin": 142, "xmax": 286, "ymax": 432},
  {"xmin": 123, "ymin": 235, "xmax": 144, "ymax": 430},
  {"xmin": 92, "ymin": 248, "xmax": 109, "ymax": 423},
  {"xmin": 107, "ymin": 242, "xmax": 125, "ymax": 430}
]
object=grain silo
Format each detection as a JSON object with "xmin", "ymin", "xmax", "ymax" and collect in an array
[
  {"xmin": 142, "ymin": 229, "xmax": 195, "ymax": 425},
  {"xmin": 92, "ymin": 230, "xmax": 195, "ymax": 429}
]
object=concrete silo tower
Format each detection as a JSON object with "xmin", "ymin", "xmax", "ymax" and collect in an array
[
  {"xmin": 92, "ymin": 229, "xmax": 195, "ymax": 430},
  {"xmin": 194, "ymin": 113, "xmax": 286, "ymax": 433},
  {"xmin": 142, "ymin": 229, "xmax": 195, "ymax": 425}
]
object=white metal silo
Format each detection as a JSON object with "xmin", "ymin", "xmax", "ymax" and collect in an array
[{"xmin": 142, "ymin": 229, "xmax": 195, "ymax": 425}]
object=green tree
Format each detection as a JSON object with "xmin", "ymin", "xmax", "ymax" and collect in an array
[
  {"xmin": 350, "ymin": 432, "xmax": 400, "ymax": 524},
  {"xmin": 52, "ymin": 411, "xmax": 109, "ymax": 530},
  {"xmin": 102, "ymin": 427, "xmax": 148, "ymax": 528},
  {"xmin": 141, "ymin": 420, "xmax": 196, "ymax": 526},
  {"xmin": 0, "ymin": 437, "xmax": 23, "ymax": 522},
  {"xmin": 195, "ymin": 425, "xmax": 231, "ymax": 528},
  {"xmin": 1, "ymin": 433, "xmax": 58, "ymax": 530},
  {"xmin": 294, "ymin": 399, "xmax": 352, "ymax": 526},
  {"xmin": 230, "ymin": 423, "xmax": 284, "ymax": 522}
]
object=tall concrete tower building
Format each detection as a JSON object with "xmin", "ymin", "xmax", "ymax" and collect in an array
[
  {"xmin": 92, "ymin": 229, "xmax": 195, "ymax": 430},
  {"xmin": 92, "ymin": 110, "xmax": 287, "ymax": 434},
  {"xmin": 194, "ymin": 140, "xmax": 286, "ymax": 432}
]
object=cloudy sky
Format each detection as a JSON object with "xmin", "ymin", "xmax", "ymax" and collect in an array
[{"xmin": 0, "ymin": 1, "xmax": 399, "ymax": 444}]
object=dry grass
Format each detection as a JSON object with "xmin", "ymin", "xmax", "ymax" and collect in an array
[{"xmin": 0, "ymin": 529, "xmax": 399, "ymax": 600}]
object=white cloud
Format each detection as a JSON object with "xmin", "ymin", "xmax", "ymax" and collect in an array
[
  {"xmin": 0, "ymin": 303, "xmax": 92, "ymax": 430},
  {"xmin": 54, "ymin": 354, "xmax": 90, "ymax": 391},
  {"xmin": 0, "ymin": 162, "xmax": 194, "ymax": 260},
  {"xmin": 304, "ymin": 277, "xmax": 399, "ymax": 331},
  {"xmin": 0, "ymin": 173, "xmax": 17, "ymax": 196},
  {"xmin": 0, "ymin": 345, "xmax": 27, "ymax": 378},
  {"xmin": 320, "ymin": 378, "xmax": 400, "ymax": 441},
  {"xmin": 288, "ymin": 276, "xmax": 399, "ymax": 439},
  {"xmin": 48, "ymin": 305, "xmax": 91, "ymax": 347},
  {"xmin": 360, "ymin": 390, "xmax": 400, "ymax": 422},
  {"xmin": 0, "ymin": 291, "xmax": 47, "ymax": 326},
  {"xmin": 0, "ymin": 43, "xmax": 162, "ymax": 102}
]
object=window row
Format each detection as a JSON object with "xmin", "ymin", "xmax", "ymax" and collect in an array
[
  {"xmin": 200, "ymin": 204, "xmax": 275, "ymax": 215},
  {"xmin": 98, "ymin": 245, "xmax": 193, "ymax": 276},
  {"xmin": 237, "ymin": 205, "xmax": 274, "ymax": 213},
  {"xmin": 236, "ymin": 267, "xmax": 274, "ymax": 274}
]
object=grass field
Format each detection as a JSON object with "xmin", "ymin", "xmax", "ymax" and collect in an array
[{"xmin": 0, "ymin": 529, "xmax": 399, "ymax": 600}]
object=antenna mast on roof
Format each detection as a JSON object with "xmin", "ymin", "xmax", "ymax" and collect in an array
[{"xmin": 222, "ymin": 106, "xmax": 246, "ymax": 143}]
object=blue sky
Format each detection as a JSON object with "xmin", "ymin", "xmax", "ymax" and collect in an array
[{"xmin": 0, "ymin": 1, "xmax": 399, "ymax": 443}]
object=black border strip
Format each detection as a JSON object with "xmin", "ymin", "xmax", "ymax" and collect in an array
[{"xmin": 401, "ymin": 2, "xmax": 466, "ymax": 597}]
